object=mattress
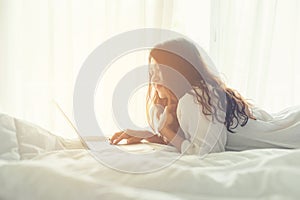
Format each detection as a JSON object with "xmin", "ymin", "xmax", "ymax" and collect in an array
[{"xmin": 1, "ymin": 113, "xmax": 300, "ymax": 200}]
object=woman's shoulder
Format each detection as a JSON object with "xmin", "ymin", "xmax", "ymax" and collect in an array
[
  {"xmin": 177, "ymin": 90, "xmax": 206, "ymax": 122},
  {"xmin": 178, "ymin": 90, "xmax": 197, "ymax": 106},
  {"xmin": 177, "ymin": 89, "xmax": 224, "ymax": 122}
]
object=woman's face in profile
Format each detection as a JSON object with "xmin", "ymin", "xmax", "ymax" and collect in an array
[{"xmin": 149, "ymin": 58, "xmax": 168, "ymax": 99}]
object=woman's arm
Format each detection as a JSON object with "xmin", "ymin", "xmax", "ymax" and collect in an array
[
  {"xmin": 145, "ymin": 134, "xmax": 166, "ymax": 144},
  {"xmin": 159, "ymin": 126, "xmax": 185, "ymax": 152},
  {"xmin": 156, "ymin": 104, "xmax": 186, "ymax": 152}
]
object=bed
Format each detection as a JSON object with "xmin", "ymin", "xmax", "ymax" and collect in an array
[{"xmin": 1, "ymin": 113, "xmax": 300, "ymax": 200}]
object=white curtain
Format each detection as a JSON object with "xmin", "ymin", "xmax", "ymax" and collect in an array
[
  {"xmin": 0, "ymin": 0, "xmax": 210, "ymax": 137},
  {"xmin": 210, "ymin": 0, "xmax": 300, "ymax": 113},
  {"xmin": 3, "ymin": 0, "xmax": 297, "ymax": 138}
]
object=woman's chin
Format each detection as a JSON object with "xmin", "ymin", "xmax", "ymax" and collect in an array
[{"xmin": 158, "ymin": 94, "xmax": 166, "ymax": 99}]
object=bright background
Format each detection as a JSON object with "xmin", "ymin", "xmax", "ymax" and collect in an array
[{"xmin": 0, "ymin": 0, "xmax": 299, "ymax": 138}]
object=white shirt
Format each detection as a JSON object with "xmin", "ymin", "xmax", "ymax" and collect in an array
[
  {"xmin": 151, "ymin": 91, "xmax": 300, "ymax": 154},
  {"xmin": 176, "ymin": 90, "xmax": 227, "ymax": 156}
]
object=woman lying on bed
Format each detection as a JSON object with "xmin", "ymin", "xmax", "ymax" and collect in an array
[{"xmin": 110, "ymin": 38, "xmax": 300, "ymax": 156}]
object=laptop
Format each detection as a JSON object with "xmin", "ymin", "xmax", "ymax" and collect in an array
[
  {"xmin": 53, "ymin": 100, "xmax": 110, "ymax": 150},
  {"xmin": 53, "ymin": 100, "xmax": 158, "ymax": 153}
]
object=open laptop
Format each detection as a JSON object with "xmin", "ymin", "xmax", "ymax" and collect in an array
[
  {"xmin": 53, "ymin": 100, "xmax": 159, "ymax": 153},
  {"xmin": 53, "ymin": 100, "xmax": 110, "ymax": 150}
]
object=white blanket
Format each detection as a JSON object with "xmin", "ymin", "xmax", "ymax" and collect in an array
[
  {"xmin": 1, "ymin": 113, "xmax": 300, "ymax": 200},
  {"xmin": 2, "ymin": 147, "xmax": 300, "ymax": 199}
]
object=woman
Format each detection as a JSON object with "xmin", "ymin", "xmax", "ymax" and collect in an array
[{"xmin": 110, "ymin": 38, "xmax": 300, "ymax": 156}]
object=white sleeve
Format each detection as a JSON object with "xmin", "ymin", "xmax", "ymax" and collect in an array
[
  {"xmin": 149, "ymin": 104, "xmax": 165, "ymax": 134},
  {"xmin": 177, "ymin": 92, "xmax": 227, "ymax": 156}
]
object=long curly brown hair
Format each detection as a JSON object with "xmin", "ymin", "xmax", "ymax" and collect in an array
[{"xmin": 146, "ymin": 38, "xmax": 256, "ymax": 133}]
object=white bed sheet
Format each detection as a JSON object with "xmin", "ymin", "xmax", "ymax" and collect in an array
[
  {"xmin": 1, "ymin": 146, "xmax": 300, "ymax": 200},
  {"xmin": 1, "ymin": 113, "xmax": 300, "ymax": 200}
]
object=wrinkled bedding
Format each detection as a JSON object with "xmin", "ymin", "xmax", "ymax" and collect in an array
[{"xmin": 1, "ymin": 113, "xmax": 300, "ymax": 200}]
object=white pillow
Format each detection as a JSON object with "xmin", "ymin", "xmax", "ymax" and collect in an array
[
  {"xmin": 14, "ymin": 118, "xmax": 66, "ymax": 159},
  {"xmin": 14, "ymin": 117, "xmax": 84, "ymax": 159},
  {"xmin": 0, "ymin": 114, "xmax": 20, "ymax": 160},
  {"xmin": 1, "ymin": 113, "xmax": 85, "ymax": 160}
]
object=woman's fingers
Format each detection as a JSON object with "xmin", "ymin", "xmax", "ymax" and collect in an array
[
  {"xmin": 110, "ymin": 131, "xmax": 124, "ymax": 144},
  {"xmin": 112, "ymin": 132, "xmax": 129, "ymax": 145},
  {"xmin": 125, "ymin": 129, "xmax": 153, "ymax": 139},
  {"xmin": 110, "ymin": 129, "xmax": 152, "ymax": 145},
  {"xmin": 127, "ymin": 137, "xmax": 142, "ymax": 144}
]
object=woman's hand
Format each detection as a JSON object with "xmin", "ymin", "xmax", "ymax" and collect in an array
[
  {"xmin": 110, "ymin": 129, "xmax": 154, "ymax": 145},
  {"xmin": 158, "ymin": 104, "xmax": 185, "ymax": 152},
  {"xmin": 159, "ymin": 104, "xmax": 180, "ymax": 135}
]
